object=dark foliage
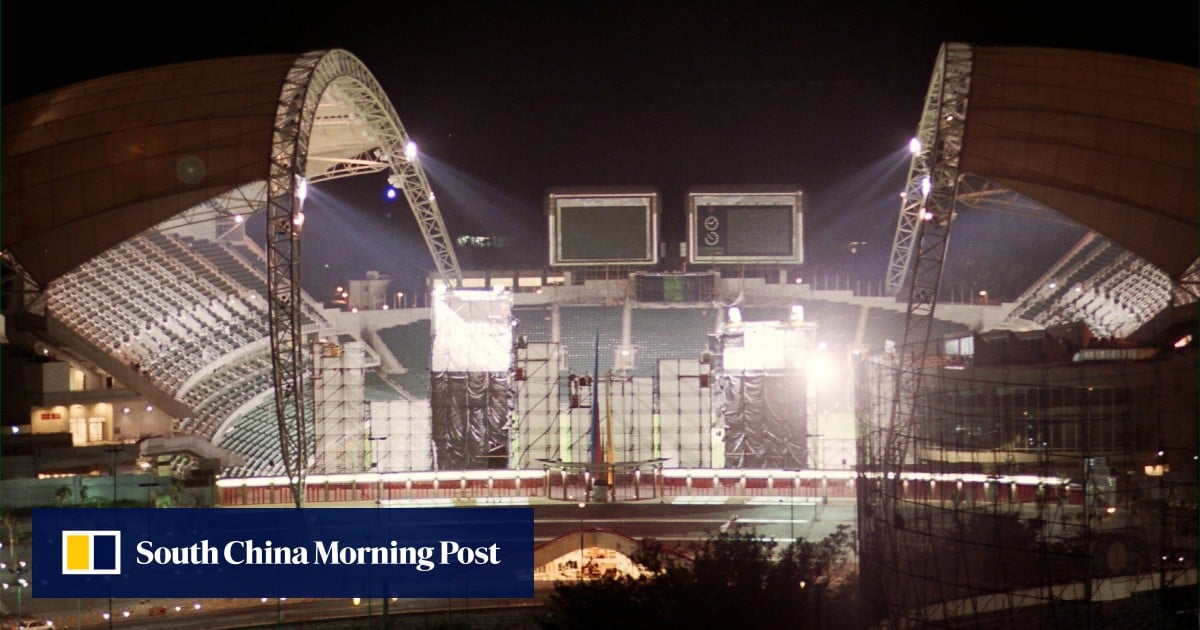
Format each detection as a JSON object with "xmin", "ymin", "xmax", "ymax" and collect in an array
[{"xmin": 540, "ymin": 525, "xmax": 858, "ymax": 630}]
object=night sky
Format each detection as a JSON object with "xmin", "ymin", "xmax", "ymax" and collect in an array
[{"xmin": 3, "ymin": 2, "xmax": 1197, "ymax": 302}]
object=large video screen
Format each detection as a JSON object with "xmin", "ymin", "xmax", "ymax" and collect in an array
[
  {"xmin": 696, "ymin": 205, "xmax": 794, "ymax": 257},
  {"xmin": 548, "ymin": 191, "xmax": 658, "ymax": 266},
  {"xmin": 688, "ymin": 190, "xmax": 802, "ymax": 264},
  {"xmin": 559, "ymin": 205, "xmax": 650, "ymax": 261}
]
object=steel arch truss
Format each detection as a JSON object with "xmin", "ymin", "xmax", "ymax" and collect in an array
[
  {"xmin": 878, "ymin": 42, "xmax": 973, "ymax": 626},
  {"xmin": 885, "ymin": 44, "xmax": 972, "ymax": 299},
  {"xmin": 266, "ymin": 50, "xmax": 461, "ymax": 508},
  {"xmin": 887, "ymin": 42, "xmax": 972, "ymax": 436},
  {"xmin": 306, "ymin": 63, "xmax": 462, "ymax": 286},
  {"xmin": 885, "ymin": 40, "xmax": 972, "ymax": 482}
]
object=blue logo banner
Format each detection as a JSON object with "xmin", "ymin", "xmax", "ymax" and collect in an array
[{"xmin": 33, "ymin": 507, "xmax": 534, "ymax": 598}]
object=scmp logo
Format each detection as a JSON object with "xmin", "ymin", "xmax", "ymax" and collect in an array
[{"xmin": 62, "ymin": 531, "xmax": 121, "ymax": 575}]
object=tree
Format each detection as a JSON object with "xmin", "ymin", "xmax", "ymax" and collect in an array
[{"xmin": 540, "ymin": 525, "xmax": 858, "ymax": 630}]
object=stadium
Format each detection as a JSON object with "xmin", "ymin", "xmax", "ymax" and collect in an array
[{"xmin": 1, "ymin": 43, "xmax": 1196, "ymax": 628}]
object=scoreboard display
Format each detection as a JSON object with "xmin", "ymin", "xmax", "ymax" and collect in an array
[
  {"xmin": 547, "ymin": 187, "xmax": 659, "ymax": 266},
  {"xmin": 688, "ymin": 188, "xmax": 803, "ymax": 264}
]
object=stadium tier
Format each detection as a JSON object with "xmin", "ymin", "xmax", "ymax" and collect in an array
[
  {"xmin": 629, "ymin": 307, "xmax": 713, "ymax": 369},
  {"xmin": 1007, "ymin": 232, "xmax": 1177, "ymax": 338},
  {"xmin": 375, "ymin": 322, "xmax": 434, "ymax": 398},
  {"xmin": 217, "ymin": 395, "xmax": 315, "ymax": 478},
  {"xmin": 42, "ymin": 225, "xmax": 330, "ymax": 477},
  {"xmin": 553, "ymin": 306, "xmax": 624, "ymax": 375}
]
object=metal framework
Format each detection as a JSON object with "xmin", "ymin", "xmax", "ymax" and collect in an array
[
  {"xmin": 1173, "ymin": 258, "xmax": 1200, "ymax": 304},
  {"xmin": 885, "ymin": 42, "xmax": 972, "ymax": 465},
  {"xmin": 265, "ymin": 50, "xmax": 462, "ymax": 508},
  {"xmin": 311, "ymin": 338, "xmax": 367, "ymax": 474},
  {"xmin": 876, "ymin": 42, "xmax": 973, "ymax": 626},
  {"xmin": 309, "ymin": 72, "xmax": 462, "ymax": 285},
  {"xmin": 0, "ymin": 250, "xmax": 45, "ymax": 316},
  {"xmin": 154, "ymin": 182, "xmax": 269, "ymax": 237},
  {"xmin": 864, "ymin": 43, "xmax": 1200, "ymax": 627},
  {"xmin": 954, "ymin": 175, "xmax": 1084, "ymax": 229}
]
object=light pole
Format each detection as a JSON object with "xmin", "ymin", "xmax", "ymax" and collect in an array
[
  {"xmin": 104, "ymin": 445, "xmax": 125, "ymax": 505},
  {"xmin": 0, "ymin": 559, "xmax": 29, "ymax": 624},
  {"xmin": 367, "ymin": 434, "xmax": 388, "ymax": 499},
  {"xmin": 104, "ymin": 444, "xmax": 123, "ymax": 630},
  {"xmin": 365, "ymin": 431, "xmax": 387, "ymax": 626},
  {"xmin": 791, "ymin": 471, "xmax": 797, "ymax": 541},
  {"xmin": 577, "ymin": 502, "xmax": 586, "ymax": 581},
  {"xmin": 262, "ymin": 596, "xmax": 286, "ymax": 628}
]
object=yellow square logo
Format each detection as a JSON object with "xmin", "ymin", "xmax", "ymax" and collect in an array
[{"xmin": 61, "ymin": 530, "xmax": 121, "ymax": 575}]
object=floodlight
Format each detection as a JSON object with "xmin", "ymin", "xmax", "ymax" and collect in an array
[
  {"xmin": 908, "ymin": 137, "xmax": 922, "ymax": 155},
  {"xmin": 385, "ymin": 186, "xmax": 399, "ymax": 201},
  {"xmin": 404, "ymin": 141, "xmax": 418, "ymax": 161},
  {"xmin": 920, "ymin": 176, "xmax": 932, "ymax": 197},
  {"xmin": 296, "ymin": 177, "xmax": 308, "ymax": 201}
]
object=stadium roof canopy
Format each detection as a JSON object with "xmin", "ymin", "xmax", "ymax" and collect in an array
[
  {"xmin": 961, "ymin": 46, "xmax": 1198, "ymax": 279},
  {"xmin": 2, "ymin": 49, "xmax": 454, "ymax": 287},
  {"xmin": 3, "ymin": 54, "xmax": 292, "ymax": 285},
  {"xmin": 5, "ymin": 45, "xmax": 1195, "ymax": 284}
]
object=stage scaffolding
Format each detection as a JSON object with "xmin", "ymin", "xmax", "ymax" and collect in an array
[{"xmin": 311, "ymin": 338, "xmax": 369, "ymax": 473}]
